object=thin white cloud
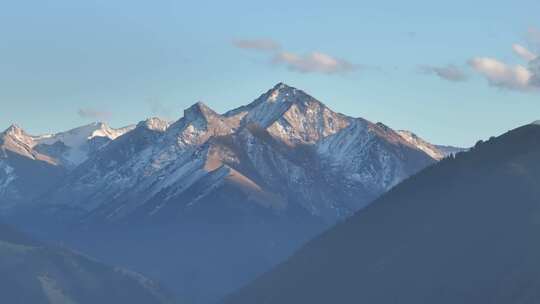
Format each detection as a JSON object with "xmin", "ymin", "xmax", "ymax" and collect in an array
[
  {"xmin": 233, "ymin": 38, "xmax": 359, "ymax": 75},
  {"xmin": 419, "ymin": 64, "xmax": 468, "ymax": 82},
  {"xmin": 272, "ymin": 51, "xmax": 359, "ymax": 74},
  {"xmin": 77, "ymin": 108, "xmax": 112, "ymax": 120},
  {"xmin": 469, "ymin": 31, "xmax": 540, "ymax": 92},
  {"xmin": 468, "ymin": 57, "xmax": 535, "ymax": 91},
  {"xmin": 232, "ymin": 39, "xmax": 281, "ymax": 51},
  {"xmin": 512, "ymin": 44, "xmax": 537, "ymax": 62}
]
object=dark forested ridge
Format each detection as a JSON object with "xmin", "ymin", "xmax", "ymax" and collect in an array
[
  {"xmin": 0, "ymin": 222, "xmax": 175, "ymax": 304},
  {"xmin": 224, "ymin": 123, "xmax": 540, "ymax": 304}
]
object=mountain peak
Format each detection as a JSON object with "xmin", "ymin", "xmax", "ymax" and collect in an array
[
  {"xmin": 2, "ymin": 124, "xmax": 34, "ymax": 145},
  {"xmin": 137, "ymin": 117, "xmax": 170, "ymax": 132},
  {"xmin": 223, "ymin": 83, "xmax": 317, "ymax": 120},
  {"xmin": 271, "ymin": 82, "xmax": 293, "ymax": 90},
  {"xmin": 3, "ymin": 124, "xmax": 25, "ymax": 135},
  {"xmin": 1, "ymin": 124, "xmax": 39, "ymax": 156},
  {"xmin": 264, "ymin": 83, "xmax": 303, "ymax": 103},
  {"xmin": 184, "ymin": 101, "xmax": 218, "ymax": 122}
]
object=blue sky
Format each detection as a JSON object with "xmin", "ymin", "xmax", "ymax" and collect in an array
[{"xmin": 1, "ymin": 0, "xmax": 539, "ymax": 147}]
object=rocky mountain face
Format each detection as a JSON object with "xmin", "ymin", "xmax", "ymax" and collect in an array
[
  {"xmin": 29, "ymin": 83, "xmax": 442, "ymax": 223},
  {"xmin": 224, "ymin": 123, "xmax": 540, "ymax": 304},
  {"xmin": 0, "ymin": 125, "xmax": 65, "ymax": 212},
  {"xmin": 0, "ymin": 222, "xmax": 174, "ymax": 304},
  {"xmin": 2, "ymin": 83, "xmax": 460, "ymax": 303}
]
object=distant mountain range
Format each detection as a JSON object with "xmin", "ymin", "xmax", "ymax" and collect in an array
[
  {"xmin": 1, "ymin": 83, "xmax": 465, "ymax": 303},
  {"xmin": 1, "ymin": 83, "xmax": 463, "ymax": 221},
  {"xmin": 224, "ymin": 123, "xmax": 540, "ymax": 304},
  {"xmin": 0, "ymin": 222, "xmax": 174, "ymax": 304}
]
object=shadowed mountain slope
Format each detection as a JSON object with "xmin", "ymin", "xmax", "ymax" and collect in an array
[
  {"xmin": 224, "ymin": 123, "xmax": 540, "ymax": 304},
  {"xmin": 0, "ymin": 222, "xmax": 175, "ymax": 304}
]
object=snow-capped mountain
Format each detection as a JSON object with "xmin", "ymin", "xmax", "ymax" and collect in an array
[
  {"xmin": 36, "ymin": 83, "xmax": 440, "ymax": 222},
  {"xmin": 2, "ymin": 83, "xmax": 463, "ymax": 303}
]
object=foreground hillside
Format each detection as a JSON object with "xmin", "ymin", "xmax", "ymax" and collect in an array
[
  {"xmin": 0, "ymin": 223, "xmax": 174, "ymax": 304},
  {"xmin": 224, "ymin": 123, "xmax": 540, "ymax": 304}
]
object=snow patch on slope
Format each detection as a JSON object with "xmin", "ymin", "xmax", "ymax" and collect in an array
[
  {"xmin": 0, "ymin": 161, "xmax": 16, "ymax": 194},
  {"xmin": 35, "ymin": 122, "xmax": 135, "ymax": 166},
  {"xmin": 397, "ymin": 130, "xmax": 445, "ymax": 160}
]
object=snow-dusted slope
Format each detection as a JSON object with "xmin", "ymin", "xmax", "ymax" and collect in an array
[
  {"xmin": 397, "ymin": 130, "xmax": 466, "ymax": 160},
  {"xmin": 0, "ymin": 161, "xmax": 16, "ymax": 197},
  {"xmin": 317, "ymin": 121, "xmax": 434, "ymax": 209},
  {"xmin": 0, "ymin": 122, "xmax": 136, "ymax": 168},
  {"xmin": 0, "ymin": 125, "xmax": 57, "ymax": 163},
  {"xmin": 34, "ymin": 122, "xmax": 135, "ymax": 167},
  {"xmin": 1, "ymin": 84, "xmax": 446, "ymax": 220},
  {"xmin": 226, "ymin": 83, "xmax": 350, "ymax": 145},
  {"xmin": 397, "ymin": 130, "xmax": 445, "ymax": 159},
  {"xmin": 0, "ymin": 125, "xmax": 65, "ymax": 210},
  {"xmin": 35, "ymin": 83, "xmax": 436, "ymax": 223}
]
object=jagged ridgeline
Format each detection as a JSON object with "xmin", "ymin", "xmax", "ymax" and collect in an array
[
  {"xmin": 1, "ymin": 83, "xmax": 462, "ymax": 221},
  {"xmin": 1, "ymin": 83, "xmax": 464, "ymax": 303}
]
